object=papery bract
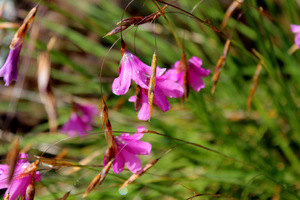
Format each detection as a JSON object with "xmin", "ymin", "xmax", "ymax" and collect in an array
[
  {"xmin": 103, "ymin": 126, "xmax": 152, "ymax": 173},
  {"xmin": 0, "ymin": 45, "xmax": 22, "ymax": 86},
  {"xmin": 112, "ymin": 50, "xmax": 166, "ymax": 95},
  {"xmin": 129, "ymin": 70, "xmax": 184, "ymax": 121},
  {"xmin": 0, "ymin": 153, "xmax": 41, "ymax": 200},
  {"xmin": 290, "ymin": 24, "xmax": 300, "ymax": 48},
  {"xmin": 169, "ymin": 56, "xmax": 210, "ymax": 92}
]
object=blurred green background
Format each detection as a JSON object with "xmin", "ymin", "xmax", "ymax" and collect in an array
[{"xmin": 0, "ymin": 0, "xmax": 300, "ymax": 199}]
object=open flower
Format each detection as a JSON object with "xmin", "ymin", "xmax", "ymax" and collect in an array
[
  {"xmin": 61, "ymin": 103, "xmax": 97, "ymax": 138},
  {"xmin": 290, "ymin": 24, "xmax": 300, "ymax": 48},
  {"xmin": 103, "ymin": 126, "xmax": 152, "ymax": 173},
  {"xmin": 129, "ymin": 70, "xmax": 184, "ymax": 121},
  {"xmin": 0, "ymin": 153, "xmax": 41, "ymax": 200},
  {"xmin": 169, "ymin": 56, "xmax": 210, "ymax": 92},
  {"xmin": 112, "ymin": 50, "xmax": 166, "ymax": 95}
]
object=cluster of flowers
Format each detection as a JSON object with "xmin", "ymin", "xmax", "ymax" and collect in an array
[
  {"xmin": 112, "ymin": 46, "xmax": 210, "ymax": 121},
  {"xmin": 1, "ymin": 2, "xmax": 300, "ymax": 199}
]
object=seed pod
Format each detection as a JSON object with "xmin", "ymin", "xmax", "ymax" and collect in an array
[
  {"xmin": 134, "ymin": 86, "xmax": 142, "ymax": 112},
  {"xmin": 104, "ymin": 25, "xmax": 130, "ymax": 37},
  {"xmin": 148, "ymin": 52, "xmax": 157, "ymax": 120},
  {"xmin": 6, "ymin": 137, "xmax": 20, "ymax": 183},
  {"xmin": 116, "ymin": 16, "xmax": 144, "ymax": 26},
  {"xmin": 120, "ymin": 158, "xmax": 159, "ymax": 189},
  {"xmin": 83, "ymin": 160, "xmax": 113, "ymax": 197},
  {"xmin": 247, "ymin": 60, "xmax": 263, "ymax": 112},
  {"xmin": 59, "ymin": 191, "xmax": 70, "ymax": 200},
  {"xmin": 211, "ymin": 40, "xmax": 231, "ymax": 94},
  {"xmin": 178, "ymin": 53, "xmax": 189, "ymax": 101},
  {"xmin": 25, "ymin": 171, "xmax": 36, "ymax": 200},
  {"xmin": 221, "ymin": 0, "xmax": 244, "ymax": 29},
  {"xmin": 100, "ymin": 99, "xmax": 109, "ymax": 129}
]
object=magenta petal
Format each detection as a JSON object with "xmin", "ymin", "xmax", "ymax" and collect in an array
[
  {"xmin": 0, "ymin": 165, "xmax": 10, "ymax": 189},
  {"xmin": 154, "ymin": 87, "xmax": 171, "ymax": 112},
  {"xmin": 122, "ymin": 149, "xmax": 141, "ymax": 173},
  {"xmin": 125, "ymin": 140, "xmax": 152, "ymax": 155},
  {"xmin": 5, "ymin": 176, "xmax": 31, "ymax": 200},
  {"xmin": 77, "ymin": 104, "xmax": 97, "ymax": 123},
  {"xmin": 136, "ymin": 126, "xmax": 146, "ymax": 133},
  {"xmin": 121, "ymin": 132, "xmax": 144, "ymax": 141},
  {"xmin": 112, "ymin": 60, "xmax": 133, "ymax": 95},
  {"xmin": 295, "ymin": 33, "xmax": 300, "ymax": 48},
  {"xmin": 61, "ymin": 113, "xmax": 91, "ymax": 138},
  {"xmin": 156, "ymin": 78, "xmax": 184, "ymax": 98},
  {"xmin": 189, "ymin": 70, "xmax": 205, "ymax": 91},
  {"xmin": 0, "ymin": 45, "xmax": 22, "ymax": 86},
  {"xmin": 137, "ymin": 91, "xmax": 150, "ymax": 121},
  {"xmin": 113, "ymin": 151, "xmax": 125, "ymax": 174},
  {"xmin": 290, "ymin": 24, "xmax": 300, "ymax": 33},
  {"xmin": 189, "ymin": 56, "xmax": 210, "ymax": 77}
]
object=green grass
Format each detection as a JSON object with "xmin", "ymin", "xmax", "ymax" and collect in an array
[{"xmin": 0, "ymin": 0, "xmax": 300, "ymax": 199}]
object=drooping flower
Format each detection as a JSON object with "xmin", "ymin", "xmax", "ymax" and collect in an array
[
  {"xmin": 129, "ymin": 71, "xmax": 184, "ymax": 121},
  {"xmin": 290, "ymin": 24, "xmax": 300, "ymax": 48},
  {"xmin": 112, "ymin": 49, "xmax": 166, "ymax": 95},
  {"xmin": 169, "ymin": 56, "xmax": 210, "ymax": 92},
  {"xmin": 0, "ymin": 153, "xmax": 41, "ymax": 200},
  {"xmin": 61, "ymin": 103, "xmax": 97, "ymax": 138},
  {"xmin": 103, "ymin": 126, "xmax": 152, "ymax": 173},
  {"xmin": 0, "ymin": 5, "xmax": 38, "ymax": 86},
  {"xmin": 0, "ymin": 45, "xmax": 22, "ymax": 86}
]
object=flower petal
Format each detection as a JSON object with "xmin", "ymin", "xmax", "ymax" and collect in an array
[
  {"xmin": 112, "ymin": 59, "xmax": 132, "ymax": 95},
  {"xmin": 295, "ymin": 33, "xmax": 300, "ymax": 48},
  {"xmin": 5, "ymin": 176, "xmax": 31, "ymax": 200},
  {"xmin": 112, "ymin": 151, "xmax": 125, "ymax": 173},
  {"xmin": 154, "ymin": 87, "xmax": 170, "ymax": 112},
  {"xmin": 77, "ymin": 104, "xmax": 97, "ymax": 123},
  {"xmin": 124, "ymin": 140, "xmax": 152, "ymax": 155},
  {"xmin": 122, "ymin": 149, "xmax": 142, "ymax": 173},
  {"xmin": 156, "ymin": 78, "xmax": 184, "ymax": 98},
  {"xmin": 137, "ymin": 90, "xmax": 150, "ymax": 121},
  {"xmin": 290, "ymin": 24, "xmax": 300, "ymax": 33},
  {"xmin": 0, "ymin": 45, "xmax": 22, "ymax": 86},
  {"xmin": 189, "ymin": 56, "xmax": 210, "ymax": 77}
]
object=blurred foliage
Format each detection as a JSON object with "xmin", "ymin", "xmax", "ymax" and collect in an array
[{"xmin": 0, "ymin": 0, "xmax": 300, "ymax": 199}]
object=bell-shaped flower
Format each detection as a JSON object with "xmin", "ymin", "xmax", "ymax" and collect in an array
[
  {"xmin": 0, "ymin": 5, "xmax": 38, "ymax": 86},
  {"xmin": 169, "ymin": 56, "xmax": 210, "ymax": 92},
  {"xmin": 112, "ymin": 50, "xmax": 166, "ymax": 95},
  {"xmin": 0, "ymin": 153, "xmax": 41, "ymax": 200},
  {"xmin": 61, "ymin": 103, "xmax": 97, "ymax": 138},
  {"xmin": 103, "ymin": 126, "xmax": 152, "ymax": 173},
  {"xmin": 290, "ymin": 24, "xmax": 300, "ymax": 48},
  {"xmin": 129, "ymin": 70, "xmax": 184, "ymax": 121},
  {"xmin": 0, "ymin": 45, "xmax": 22, "ymax": 86}
]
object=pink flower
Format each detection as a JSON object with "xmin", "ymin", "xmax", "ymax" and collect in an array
[
  {"xmin": 61, "ymin": 103, "xmax": 97, "ymax": 138},
  {"xmin": 290, "ymin": 24, "xmax": 300, "ymax": 48},
  {"xmin": 103, "ymin": 126, "xmax": 152, "ymax": 173},
  {"xmin": 112, "ymin": 50, "xmax": 166, "ymax": 95},
  {"xmin": 169, "ymin": 56, "xmax": 210, "ymax": 92},
  {"xmin": 129, "ymin": 71, "xmax": 184, "ymax": 121},
  {"xmin": 0, "ymin": 153, "xmax": 41, "ymax": 200},
  {"xmin": 0, "ymin": 45, "xmax": 22, "ymax": 86}
]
